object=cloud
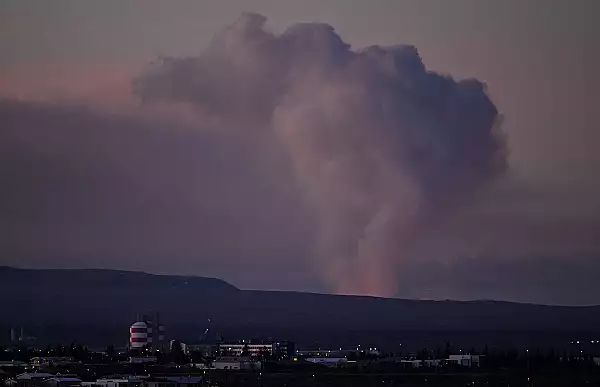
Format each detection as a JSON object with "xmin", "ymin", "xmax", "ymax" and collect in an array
[
  {"xmin": 2, "ymin": 14, "xmax": 599, "ymax": 303},
  {"xmin": 132, "ymin": 13, "xmax": 506, "ymax": 296}
]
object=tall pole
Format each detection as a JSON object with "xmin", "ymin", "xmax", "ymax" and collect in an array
[{"xmin": 526, "ymin": 349, "xmax": 530, "ymax": 386}]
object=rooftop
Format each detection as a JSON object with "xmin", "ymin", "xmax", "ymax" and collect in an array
[
  {"xmin": 17, "ymin": 373, "xmax": 55, "ymax": 379},
  {"xmin": 0, "ymin": 360, "xmax": 28, "ymax": 366},
  {"xmin": 164, "ymin": 377, "xmax": 203, "ymax": 384},
  {"xmin": 49, "ymin": 378, "xmax": 82, "ymax": 382}
]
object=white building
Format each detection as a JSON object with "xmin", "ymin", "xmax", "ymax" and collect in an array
[
  {"xmin": 219, "ymin": 343, "xmax": 273, "ymax": 357},
  {"xmin": 189, "ymin": 363, "xmax": 211, "ymax": 370},
  {"xmin": 447, "ymin": 355, "xmax": 481, "ymax": 367}
]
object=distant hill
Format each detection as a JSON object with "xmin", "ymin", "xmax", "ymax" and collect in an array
[
  {"xmin": 0, "ymin": 266, "xmax": 238, "ymax": 293},
  {"xmin": 2, "ymin": 266, "xmax": 599, "ymax": 349}
]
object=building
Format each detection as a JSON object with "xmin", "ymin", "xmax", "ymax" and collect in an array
[
  {"xmin": 94, "ymin": 377, "xmax": 144, "ymax": 387},
  {"xmin": 169, "ymin": 341, "xmax": 186, "ymax": 354},
  {"xmin": 447, "ymin": 354, "xmax": 481, "ymax": 367},
  {"xmin": 189, "ymin": 363, "xmax": 211, "ymax": 370},
  {"xmin": 212, "ymin": 357, "xmax": 261, "ymax": 370},
  {"xmin": 0, "ymin": 360, "xmax": 28, "ymax": 369},
  {"xmin": 400, "ymin": 360, "xmax": 422, "ymax": 368},
  {"xmin": 305, "ymin": 357, "xmax": 348, "ymax": 367},
  {"xmin": 8, "ymin": 327, "xmax": 36, "ymax": 344},
  {"xmin": 14, "ymin": 374, "xmax": 55, "ymax": 380},
  {"xmin": 45, "ymin": 378, "xmax": 81, "ymax": 387},
  {"xmin": 164, "ymin": 377, "xmax": 203, "ymax": 387},
  {"xmin": 128, "ymin": 356, "xmax": 157, "ymax": 364},
  {"xmin": 184, "ymin": 344, "xmax": 217, "ymax": 357},
  {"xmin": 129, "ymin": 312, "xmax": 166, "ymax": 352},
  {"xmin": 396, "ymin": 359, "xmax": 441, "ymax": 368},
  {"xmin": 272, "ymin": 341, "xmax": 296, "ymax": 359},
  {"xmin": 112, "ymin": 377, "xmax": 202, "ymax": 387},
  {"xmin": 141, "ymin": 378, "xmax": 176, "ymax": 387},
  {"xmin": 190, "ymin": 340, "xmax": 294, "ymax": 358},
  {"xmin": 31, "ymin": 358, "xmax": 78, "ymax": 370},
  {"xmin": 218, "ymin": 343, "xmax": 272, "ymax": 357},
  {"xmin": 422, "ymin": 359, "xmax": 442, "ymax": 367},
  {"xmin": 129, "ymin": 322, "xmax": 149, "ymax": 350},
  {"xmin": 296, "ymin": 349, "xmax": 345, "ymax": 358},
  {"xmin": 7, "ymin": 373, "xmax": 55, "ymax": 387},
  {"xmin": 139, "ymin": 312, "xmax": 166, "ymax": 351}
]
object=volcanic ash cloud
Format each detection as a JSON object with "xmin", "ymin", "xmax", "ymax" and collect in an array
[{"xmin": 133, "ymin": 13, "xmax": 506, "ymax": 297}]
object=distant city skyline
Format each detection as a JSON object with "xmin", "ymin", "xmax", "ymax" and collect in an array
[{"xmin": 1, "ymin": 1, "xmax": 599, "ymax": 304}]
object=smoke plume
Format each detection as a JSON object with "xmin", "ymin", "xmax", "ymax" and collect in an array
[{"xmin": 133, "ymin": 13, "xmax": 506, "ymax": 296}]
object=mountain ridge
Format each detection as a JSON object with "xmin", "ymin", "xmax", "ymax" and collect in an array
[
  {"xmin": 2, "ymin": 266, "xmax": 599, "ymax": 348},
  {"xmin": 4, "ymin": 265, "xmax": 596, "ymax": 307}
]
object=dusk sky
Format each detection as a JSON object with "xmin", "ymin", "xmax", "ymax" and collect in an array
[{"xmin": 1, "ymin": 0, "xmax": 599, "ymax": 305}]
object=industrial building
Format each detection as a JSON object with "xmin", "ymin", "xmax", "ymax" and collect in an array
[
  {"xmin": 184, "ymin": 344, "xmax": 216, "ymax": 357},
  {"xmin": 272, "ymin": 341, "xmax": 296, "ymax": 359},
  {"xmin": 129, "ymin": 322, "xmax": 149, "ymax": 350},
  {"xmin": 447, "ymin": 354, "xmax": 481, "ymax": 367},
  {"xmin": 217, "ymin": 341, "xmax": 295, "ymax": 358},
  {"xmin": 129, "ymin": 312, "xmax": 165, "ymax": 352},
  {"xmin": 218, "ymin": 343, "xmax": 272, "ymax": 357}
]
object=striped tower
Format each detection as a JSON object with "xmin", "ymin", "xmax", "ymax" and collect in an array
[{"xmin": 129, "ymin": 321, "xmax": 149, "ymax": 349}]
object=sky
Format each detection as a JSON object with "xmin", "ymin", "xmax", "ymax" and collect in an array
[{"xmin": 1, "ymin": 0, "xmax": 599, "ymax": 305}]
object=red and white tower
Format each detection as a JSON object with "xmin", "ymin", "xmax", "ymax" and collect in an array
[
  {"xmin": 129, "ymin": 321, "xmax": 149, "ymax": 349},
  {"xmin": 129, "ymin": 311, "xmax": 166, "ymax": 351}
]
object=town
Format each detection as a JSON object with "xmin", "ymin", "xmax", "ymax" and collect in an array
[{"xmin": 2, "ymin": 313, "xmax": 600, "ymax": 387}]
